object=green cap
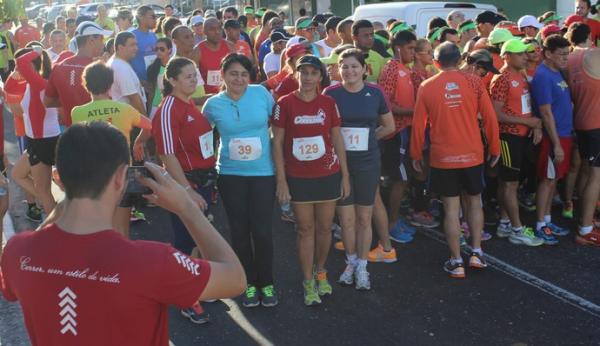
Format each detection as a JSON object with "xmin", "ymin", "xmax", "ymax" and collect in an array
[
  {"xmin": 244, "ymin": 6, "xmax": 254, "ymax": 15},
  {"xmin": 488, "ymin": 28, "xmax": 514, "ymax": 45},
  {"xmin": 256, "ymin": 8, "xmax": 266, "ymax": 17},
  {"xmin": 542, "ymin": 14, "xmax": 563, "ymax": 24},
  {"xmin": 390, "ymin": 21, "xmax": 412, "ymax": 35},
  {"xmin": 374, "ymin": 33, "xmax": 389, "ymax": 45},
  {"xmin": 296, "ymin": 16, "xmax": 314, "ymax": 29},
  {"xmin": 501, "ymin": 38, "xmax": 531, "ymax": 56},
  {"xmin": 428, "ymin": 26, "xmax": 448, "ymax": 43},
  {"xmin": 320, "ymin": 52, "xmax": 339, "ymax": 65},
  {"xmin": 458, "ymin": 21, "xmax": 476, "ymax": 35}
]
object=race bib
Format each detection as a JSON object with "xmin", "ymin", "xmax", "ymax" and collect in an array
[
  {"xmin": 341, "ymin": 127, "xmax": 369, "ymax": 151},
  {"xmin": 207, "ymin": 70, "xmax": 222, "ymax": 86},
  {"xmin": 144, "ymin": 54, "xmax": 157, "ymax": 69},
  {"xmin": 199, "ymin": 131, "xmax": 214, "ymax": 158},
  {"xmin": 229, "ymin": 137, "xmax": 262, "ymax": 161},
  {"xmin": 521, "ymin": 93, "xmax": 532, "ymax": 115},
  {"xmin": 292, "ymin": 136, "xmax": 326, "ymax": 161}
]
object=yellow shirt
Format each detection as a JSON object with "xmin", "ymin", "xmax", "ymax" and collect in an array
[{"xmin": 71, "ymin": 99, "xmax": 141, "ymax": 142}]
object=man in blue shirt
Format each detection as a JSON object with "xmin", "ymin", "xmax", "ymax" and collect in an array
[
  {"xmin": 130, "ymin": 6, "xmax": 157, "ymax": 82},
  {"xmin": 530, "ymin": 34, "xmax": 573, "ymax": 244}
]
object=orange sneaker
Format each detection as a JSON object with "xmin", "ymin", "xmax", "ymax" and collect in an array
[
  {"xmin": 367, "ymin": 244, "xmax": 397, "ymax": 263},
  {"xmin": 334, "ymin": 241, "xmax": 345, "ymax": 251},
  {"xmin": 575, "ymin": 228, "xmax": 600, "ymax": 247}
]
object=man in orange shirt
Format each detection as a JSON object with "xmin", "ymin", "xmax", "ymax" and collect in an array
[
  {"xmin": 14, "ymin": 16, "xmax": 41, "ymax": 49},
  {"xmin": 410, "ymin": 42, "xmax": 500, "ymax": 279},
  {"xmin": 224, "ymin": 19, "xmax": 253, "ymax": 62},
  {"xmin": 491, "ymin": 39, "xmax": 544, "ymax": 247}
]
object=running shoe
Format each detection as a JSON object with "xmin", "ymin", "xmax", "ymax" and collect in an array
[
  {"xmin": 332, "ymin": 223, "xmax": 342, "ymax": 240},
  {"xmin": 562, "ymin": 201, "xmax": 574, "ymax": 219},
  {"xmin": 410, "ymin": 211, "xmax": 440, "ymax": 228},
  {"xmin": 461, "ymin": 222, "xmax": 492, "ymax": 241},
  {"xmin": 130, "ymin": 209, "xmax": 146, "ymax": 222},
  {"xmin": 338, "ymin": 262, "xmax": 355, "ymax": 285},
  {"xmin": 242, "ymin": 285, "xmax": 260, "ymax": 308},
  {"xmin": 496, "ymin": 222, "xmax": 512, "ymax": 238},
  {"xmin": 315, "ymin": 270, "xmax": 333, "ymax": 296},
  {"xmin": 518, "ymin": 192, "xmax": 536, "ymax": 211},
  {"xmin": 281, "ymin": 209, "xmax": 296, "ymax": 223},
  {"xmin": 468, "ymin": 252, "xmax": 488, "ymax": 269},
  {"xmin": 546, "ymin": 222, "xmax": 570, "ymax": 236},
  {"xmin": 509, "ymin": 227, "xmax": 544, "ymax": 246},
  {"xmin": 575, "ymin": 228, "xmax": 600, "ymax": 246},
  {"xmin": 443, "ymin": 259, "xmax": 465, "ymax": 279},
  {"xmin": 354, "ymin": 269, "xmax": 371, "ymax": 290},
  {"xmin": 181, "ymin": 302, "xmax": 210, "ymax": 324},
  {"xmin": 392, "ymin": 218, "xmax": 417, "ymax": 235},
  {"xmin": 260, "ymin": 285, "xmax": 278, "ymax": 307},
  {"xmin": 367, "ymin": 244, "xmax": 397, "ymax": 263},
  {"xmin": 303, "ymin": 279, "xmax": 321, "ymax": 306},
  {"xmin": 534, "ymin": 226, "xmax": 559, "ymax": 245},
  {"xmin": 389, "ymin": 219, "xmax": 415, "ymax": 243},
  {"xmin": 25, "ymin": 204, "xmax": 43, "ymax": 223},
  {"xmin": 334, "ymin": 241, "xmax": 345, "ymax": 251}
]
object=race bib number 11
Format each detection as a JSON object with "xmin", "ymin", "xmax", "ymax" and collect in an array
[{"xmin": 341, "ymin": 127, "xmax": 369, "ymax": 151}]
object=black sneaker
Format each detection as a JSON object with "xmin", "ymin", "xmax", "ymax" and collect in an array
[
  {"xmin": 26, "ymin": 204, "xmax": 43, "ymax": 223},
  {"xmin": 443, "ymin": 259, "xmax": 465, "ymax": 279},
  {"xmin": 242, "ymin": 285, "xmax": 260, "ymax": 308},
  {"xmin": 260, "ymin": 285, "xmax": 278, "ymax": 307},
  {"xmin": 181, "ymin": 303, "xmax": 210, "ymax": 324}
]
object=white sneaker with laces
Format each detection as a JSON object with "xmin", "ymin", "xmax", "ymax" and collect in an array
[
  {"xmin": 354, "ymin": 269, "xmax": 371, "ymax": 290},
  {"xmin": 338, "ymin": 263, "xmax": 355, "ymax": 285}
]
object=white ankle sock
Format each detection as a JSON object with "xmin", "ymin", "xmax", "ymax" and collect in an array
[
  {"xmin": 579, "ymin": 225, "xmax": 593, "ymax": 236},
  {"xmin": 346, "ymin": 253, "xmax": 357, "ymax": 265},
  {"xmin": 544, "ymin": 215, "xmax": 551, "ymax": 224},
  {"xmin": 536, "ymin": 222, "xmax": 546, "ymax": 231},
  {"xmin": 356, "ymin": 259, "xmax": 367, "ymax": 271}
]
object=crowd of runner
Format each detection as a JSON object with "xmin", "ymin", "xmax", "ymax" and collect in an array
[{"xmin": 0, "ymin": 0, "xmax": 599, "ymax": 331}]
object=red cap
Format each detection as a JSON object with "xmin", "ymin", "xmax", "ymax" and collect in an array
[
  {"xmin": 496, "ymin": 22, "xmax": 524, "ymax": 36},
  {"xmin": 564, "ymin": 15, "xmax": 585, "ymax": 28},
  {"xmin": 540, "ymin": 24, "xmax": 562, "ymax": 39},
  {"xmin": 285, "ymin": 43, "xmax": 308, "ymax": 59}
]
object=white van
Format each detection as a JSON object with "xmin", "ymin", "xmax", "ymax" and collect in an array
[{"xmin": 353, "ymin": 2, "xmax": 498, "ymax": 38}]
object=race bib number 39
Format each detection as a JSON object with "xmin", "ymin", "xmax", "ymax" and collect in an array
[
  {"xmin": 207, "ymin": 70, "xmax": 222, "ymax": 86},
  {"xmin": 341, "ymin": 127, "xmax": 369, "ymax": 151},
  {"xmin": 229, "ymin": 137, "xmax": 262, "ymax": 161},
  {"xmin": 292, "ymin": 136, "xmax": 325, "ymax": 161},
  {"xmin": 199, "ymin": 131, "xmax": 214, "ymax": 158}
]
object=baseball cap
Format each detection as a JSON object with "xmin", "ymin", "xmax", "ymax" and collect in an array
[
  {"xmin": 190, "ymin": 15, "xmax": 204, "ymax": 26},
  {"xmin": 75, "ymin": 21, "xmax": 113, "ymax": 37},
  {"xmin": 564, "ymin": 15, "xmax": 585, "ymax": 28},
  {"xmin": 428, "ymin": 26, "xmax": 448, "ymax": 43},
  {"xmin": 458, "ymin": 20, "xmax": 476, "ymax": 35},
  {"xmin": 256, "ymin": 8, "xmax": 266, "ymax": 17},
  {"xmin": 286, "ymin": 36, "xmax": 308, "ymax": 48},
  {"xmin": 244, "ymin": 6, "xmax": 254, "ymax": 15},
  {"xmin": 475, "ymin": 11, "xmax": 505, "ymax": 26},
  {"xmin": 540, "ymin": 24, "xmax": 562, "ymax": 39},
  {"xmin": 488, "ymin": 28, "xmax": 514, "ymax": 45},
  {"xmin": 320, "ymin": 52, "xmax": 339, "ymax": 65},
  {"xmin": 517, "ymin": 15, "xmax": 543, "ymax": 30},
  {"xmin": 501, "ymin": 38, "xmax": 531, "ymax": 56},
  {"xmin": 541, "ymin": 13, "xmax": 563, "ymax": 24},
  {"xmin": 465, "ymin": 49, "xmax": 501, "ymax": 74},
  {"xmin": 313, "ymin": 14, "xmax": 327, "ymax": 25},
  {"xmin": 204, "ymin": 9, "xmax": 216, "ymax": 18},
  {"xmin": 224, "ymin": 19, "xmax": 241, "ymax": 30},
  {"xmin": 286, "ymin": 43, "xmax": 309, "ymax": 58},
  {"xmin": 390, "ymin": 21, "xmax": 413, "ymax": 35},
  {"xmin": 296, "ymin": 16, "xmax": 316, "ymax": 29},
  {"xmin": 296, "ymin": 55, "xmax": 324, "ymax": 70},
  {"xmin": 496, "ymin": 21, "xmax": 524, "ymax": 36},
  {"xmin": 270, "ymin": 28, "xmax": 291, "ymax": 43}
]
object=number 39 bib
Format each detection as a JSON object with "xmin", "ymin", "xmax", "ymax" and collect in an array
[
  {"xmin": 341, "ymin": 127, "xmax": 369, "ymax": 151},
  {"xmin": 229, "ymin": 137, "xmax": 262, "ymax": 161},
  {"xmin": 292, "ymin": 136, "xmax": 326, "ymax": 161}
]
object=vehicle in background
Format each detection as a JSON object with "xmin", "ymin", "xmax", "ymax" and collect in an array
[
  {"xmin": 353, "ymin": 2, "xmax": 497, "ymax": 38},
  {"xmin": 78, "ymin": 2, "xmax": 115, "ymax": 19},
  {"xmin": 45, "ymin": 4, "xmax": 68, "ymax": 22},
  {"xmin": 26, "ymin": 4, "xmax": 47, "ymax": 19}
]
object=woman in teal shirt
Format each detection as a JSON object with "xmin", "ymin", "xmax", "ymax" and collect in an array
[{"xmin": 202, "ymin": 54, "xmax": 278, "ymax": 308}]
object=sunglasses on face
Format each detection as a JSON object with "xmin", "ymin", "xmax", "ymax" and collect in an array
[{"xmin": 154, "ymin": 46, "xmax": 168, "ymax": 52}]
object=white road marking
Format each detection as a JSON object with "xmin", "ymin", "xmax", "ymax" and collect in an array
[
  {"xmin": 221, "ymin": 299, "xmax": 275, "ymax": 346},
  {"xmin": 419, "ymin": 227, "xmax": 600, "ymax": 318}
]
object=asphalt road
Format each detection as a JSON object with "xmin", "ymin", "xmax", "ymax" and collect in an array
[{"xmin": 1, "ymin": 111, "xmax": 600, "ymax": 346}]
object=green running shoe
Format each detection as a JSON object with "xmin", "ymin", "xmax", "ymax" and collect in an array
[
  {"xmin": 303, "ymin": 279, "xmax": 321, "ymax": 306},
  {"xmin": 242, "ymin": 285, "xmax": 259, "ymax": 308},
  {"xmin": 315, "ymin": 271, "xmax": 332, "ymax": 296}
]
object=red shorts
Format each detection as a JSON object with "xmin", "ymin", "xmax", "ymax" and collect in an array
[{"xmin": 536, "ymin": 136, "xmax": 572, "ymax": 180}]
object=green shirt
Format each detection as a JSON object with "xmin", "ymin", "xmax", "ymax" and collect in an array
[
  {"xmin": 71, "ymin": 99, "xmax": 141, "ymax": 142},
  {"xmin": 96, "ymin": 17, "xmax": 115, "ymax": 31},
  {"xmin": 365, "ymin": 50, "xmax": 389, "ymax": 83}
]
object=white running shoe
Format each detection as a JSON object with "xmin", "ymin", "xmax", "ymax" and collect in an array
[
  {"xmin": 354, "ymin": 270, "xmax": 371, "ymax": 290},
  {"xmin": 509, "ymin": 227, "xmax": 544, "ymax": 246},
  {"xmin": 338, "ymin": 263, "xmax": 355, "ymax": 285}
]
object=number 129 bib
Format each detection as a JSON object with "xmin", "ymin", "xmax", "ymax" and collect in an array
[
  {"xmin": 341, "ymin": 127, "xmax": 369, "ymax": 151},
  {"xmin": 292, "ymin": 136, "xmax": 326, "ymax": 161}
]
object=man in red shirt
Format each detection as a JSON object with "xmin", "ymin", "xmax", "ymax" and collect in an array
[
  {"xmin": 14, "ymin": 15, "xmax": 41, "ymax": 49},
  {"xmin": 411, "ymin": 42, "xmax": 500, "ymax": 279},
  {"xmin": 195, "ymin": 17, "xmax": 235, "ymax": 95},
  {"xmin": 44, "ymin": 22, "xmax": 111, "ymax": 127},
  {"xmin": 1, "ymin": 122, "xmax": 245, "ymax": 345}
]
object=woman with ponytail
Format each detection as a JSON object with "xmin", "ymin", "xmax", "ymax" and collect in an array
[{"xmin": 151, "ymin": 57, "xmax": 215, "ymax": 325}]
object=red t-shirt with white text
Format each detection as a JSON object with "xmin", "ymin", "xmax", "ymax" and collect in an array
[
  {"xmin": 272, "ymin": 92, "xmax": 341, "ymax": 178},
  {"xmin": 0, "ymin": 224, "xmax": 211, "ymax": 346}
]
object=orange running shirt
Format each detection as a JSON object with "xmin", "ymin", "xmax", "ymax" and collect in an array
[
  {"xmin": 567, "ymin": 49, "xmax": 600, "ymax": 131},
  {"xmin": 410, "ymin": 70, "xmax": 500, "ymax": 169},
  {"xmin": 490, "ymin": 67, "xmax": 533, "ymax": 137},
  {"xmin": 378, "ymin": 59, "xmax": 415, "ymax": 136},
  {"xmin": 234, "ymin": 40, "xmax": 252, "ymax": 58}
]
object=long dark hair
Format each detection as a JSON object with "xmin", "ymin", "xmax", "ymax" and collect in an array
[{"xmin": 162, "ymin": 57, "xmax": 195, "ymax": 96}]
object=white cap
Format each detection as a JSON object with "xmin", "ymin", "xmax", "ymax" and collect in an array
[
  {"xmin": 75, "ymin": 21, "xmax": 113, "ymax": 37},
  {"xmin": 204, "ymin": 9, "xmax": 216, "ymax": 18},
  {"xmin": 190, "ymin": 15, "xmax": 204, "ymax": 26},
  {"xmin": 286, "ymin": 36, "xmax": 307, "ymax": 48},
  {"xmin": 517, "ymin": 15, "xmax": 543, "ymax": 30}
]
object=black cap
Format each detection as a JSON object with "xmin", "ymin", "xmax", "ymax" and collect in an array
[
  {"xmin": 270, "ymin": 28, "xmax": 291, "ymax": 42},
  {"xmin": 466, "ymin": 49, "xmax": 501, "ymax": 74},
  {"xmin": 223, "ymin": 19, "xmax": 241, "ymax": 30},
  {"xmin": 475, "ymin": 11, "xmax": 505, "ymax": 25},
  {"xmin": 296, "ymin": 55, "xmax": 324, "ymax": 70},
  {"xmin": 312, "ymin": 14, "xmax": 327, "ymax": 24}
]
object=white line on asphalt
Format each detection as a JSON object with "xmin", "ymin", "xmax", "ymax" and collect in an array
[
  {"xmin": 221, "ymin": 299, "xmax": 275, "ymax": 346},
  {"xmin": 419, "ymin": 227, "xmax": 600, "ymax": 319}
]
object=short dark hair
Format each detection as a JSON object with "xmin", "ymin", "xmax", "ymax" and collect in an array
[
  {"xmin": 164, "ymin": 4, "xmax": 173, "ymax": 9},
  {"xmin": 351, "ymin": 19, "xmax": 373, "ymax": 37},
  {"xmin": 66, "ymin": 18, "xmax": 76, "ymax": 26},
  {"xmin": 224, "ymin": 6, "xmax": 238, "ymax": 17},
  {"xmin": 238, "ymin": 15, "xmax": 248, "ymax": 27},
  {"xmin": 117, "ymin": 10, "xmax": 133, "ymax": 21},
  {"xmin": 325, "ymin": 16, "xmax": 342, "ymax": 33},
  {"xmin": 262, "ymin": 10, "xmax": 279, "ymax": 27},
  {"xmin": 83, "ymin": 61, "xmax": 114, "ymax": 95},
  {"xmin": 114, "ymin": 31, "xmax": 135, "ymax": 51},
  {"xmin": 221, "ymin": 53, "xmax": 254, "ymax": 75},
  {"xmin": 156, "ymin": 36, "xmax": 173, "ymax": 49},
  {"xmin": 43, "ymin": 22, "xmax": 55, "ymax": 35},
  {"xmin": 428, "ymin": 16, "xmax": 448, "ymax": 31},
  {"xmin": 543, "ymin": 34, "xmax": 570, "ymax": 53},
  {"xmin": 391, "ymin": 30, "xmax": 417, "ymax": 48},
  {"xmin": 440, "ymin": 28, "xmax": 458, "ymax": 43},
  {"xmin": 337, "ymin": 19, "xmax": 353, "ymax": 34},
  {"xmin": 163, "ymin": 17, "xmax": 182, "ymax": 36},
  {"xmin": 339, "ymin": 48, "xmax": 367, "ymax": 67},
  {"xmin": 299, "ymin": 8, "xmax": 307, "ymax": 16},
  {"xmin": 136, "ymin": 5, "xmax": 153, "ymax": 19},
  {"xmin": 566, "ymin": 22, "xmax": 591, "ymax": 46},
  {"xmin": 56, "ymin": 122, "xmax": 130, "ymax": 200},
  {"xmin": 50, "ymin": 29, "xmax": 65, "ymax": 38}
]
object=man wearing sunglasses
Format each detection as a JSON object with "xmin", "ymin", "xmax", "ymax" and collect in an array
[{"xmin": 130, "ymin": 5, "xmax": 158, "ymax": 83}]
